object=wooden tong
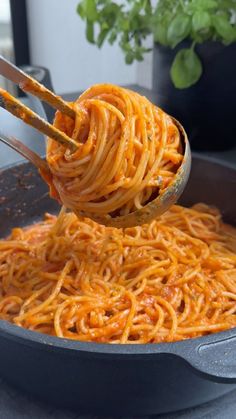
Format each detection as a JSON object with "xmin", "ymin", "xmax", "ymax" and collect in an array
[{"xmin": 0, "ymin": 55, "xmax": 78, "ymax": 151}]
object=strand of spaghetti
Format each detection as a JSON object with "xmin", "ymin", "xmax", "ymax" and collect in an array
[
  {"xmin": 15, "ymin": 261, "xmax": 72, "ymax": 321},
  {"xmin": 148, "ymin": 304, "xmax": 165, "ymax": 340},
  {"xmin": 18, "ymin": 283, "xmax": 53, "ymax": 317},
  {"xmin": 120, "ymin": 291, "xmax": 137, "ymax": 343},
  {"xmin": 155, "ymin": 297, "xmax": 178, "ymax": 339},
  {"xmin": 177, "ymin": 324, "xmax": 230, "ymax": 334}
]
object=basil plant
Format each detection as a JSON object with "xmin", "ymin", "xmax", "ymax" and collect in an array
[{"xmin": 77, "ymin": 0, "xmax": 236, "ymax": 88}]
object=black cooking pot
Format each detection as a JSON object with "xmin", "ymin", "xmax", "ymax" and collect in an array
[{"xmin": 0, "ymin": 155, "xmax": 236, "ymax": 416}]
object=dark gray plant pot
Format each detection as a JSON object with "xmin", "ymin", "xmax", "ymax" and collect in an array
[{"xmin": 153, "ymin": 41, "xmax": 236, "ymax": 151}]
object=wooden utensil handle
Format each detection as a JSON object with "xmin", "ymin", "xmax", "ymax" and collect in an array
[
  {"xmin": 0, "ymin": 89, "xmax": 78, "ymax": 151},
  {"xmin": 20, "ymin": 76, "xmax": 75, "ymax": 119}
]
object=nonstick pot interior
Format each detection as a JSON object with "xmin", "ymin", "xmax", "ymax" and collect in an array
[{"xmin": 0, "ymin": 154, "xmax": 236, "ymax": 415}]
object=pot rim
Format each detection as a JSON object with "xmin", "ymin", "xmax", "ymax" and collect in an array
[{"xmin": 0, "ymin": 317, "xmax": 235, "ymax": 356}]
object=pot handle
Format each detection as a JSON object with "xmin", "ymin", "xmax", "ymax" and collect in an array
[
  {"xmin": 20, "ymin": 65, "xmax": 55, "ymax": 123},
  {"xmin": 175, "ymin": 330, "xmax": 236, "ymax": 383}
]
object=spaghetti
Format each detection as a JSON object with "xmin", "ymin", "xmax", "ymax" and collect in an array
[
  {"xmin": 0, "ymin": 204, "xmax": 235, "ymax": 343},
  {"xmin": 45, "ymin": 84, "xmax": 183, "ymax": 225}
]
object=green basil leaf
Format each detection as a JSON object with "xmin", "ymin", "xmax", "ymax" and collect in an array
[
  {"xmin": 97, "ymin": 28, "xmax": 109, "ymax": 47},
  {"xmin": 190, "ymin": 0, "xmax": 217, "ymax": 11},
  {"xmin": 86, "ymin": 20, "xmax": 95, "ymax": 43},
  {"xmin": 125, "ymin": 52, "xmax": 134, "ymax": 64},
  {"xmin": 213, "ymin": 15, "xmax": 236, "ymax": 42},
  {"xmin": 219, "ymin": 0, "xmax": 236, "ymax": 7},
  {"xmin": 167, "ymin": 14, "xmax": 191, "ymax": 48},
  {"xmin": 85, "ymin": 0, "xmax": 98, "ymax": 21},
  {"xmin": 120, "ymin": 19, "xmax": 130, "ymax": 32},
  {"xmin": 135, "ymin": 51, "xmax": 144, "ymax": 61},
  {"xmin": 121, "ymin": 41, "xmax": 131, "ymax": 52},
  {"xmin": 102, "ymin": 3, "xmax": 120, "ymax": 26},
  {"xmin": 77, "ymin": 3, "xmax": 86, "ymax": 19},
  {"xmin": 153, "ymin": 21, "xmax": 168, "ymax": 45},
  {"xmin": 108, "ymin": 30, "xmax": 117, "ymax": 45},
  {"xmin": 192, "ymin": 11, "xmax": 211, "ymax": 32},
  {"xmin": 170, "ymin": 48, "xmax": 203, "ymax": 89},
  {"xmin": 203, "ymin": 0, "xmax": 217, "ymax": 8}
]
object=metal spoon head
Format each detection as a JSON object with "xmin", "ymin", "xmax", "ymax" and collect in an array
[{"xmin": 76, "ymin": 117, "xmax": 191, "ymax": 228}]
